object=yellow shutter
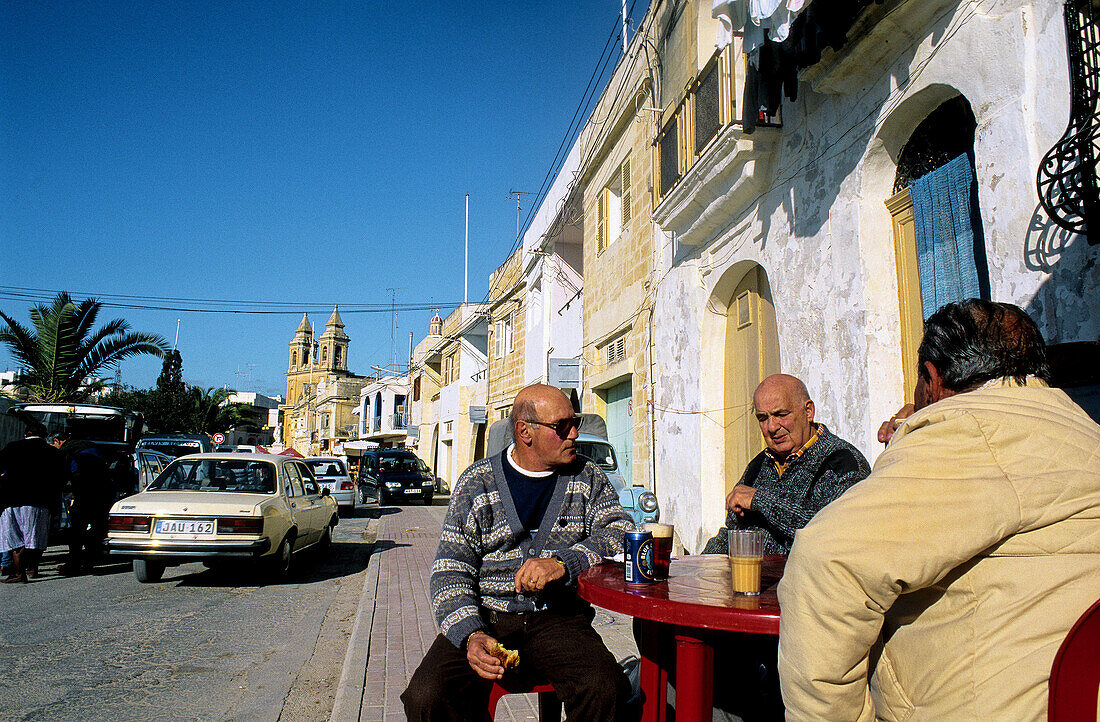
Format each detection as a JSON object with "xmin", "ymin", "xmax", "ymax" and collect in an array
[
  {"xmin": 621, "ymin": 157, "xmax": 631, "ymax": 228},
  {"xmin": 597, "ymin": 190, "xmax": 607, "ymax": 255}
]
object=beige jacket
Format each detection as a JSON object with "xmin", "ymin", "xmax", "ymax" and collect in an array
[{"xmin": 777, "ymin": 379, "xmax": 1100, "ymax": 721}]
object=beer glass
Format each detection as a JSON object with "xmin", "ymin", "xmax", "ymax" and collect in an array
[
  {"xmin": 643, "ymin": 522, "xmax": 673, "ymax": 580},
  {"xmin": 728, "ymin": 530, "xmax": 765, "ymax": 595}
]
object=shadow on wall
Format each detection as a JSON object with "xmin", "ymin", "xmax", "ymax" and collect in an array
[{"xmin": 1022, "ymin": 204, "xmax": 1100, "ymax": 422}]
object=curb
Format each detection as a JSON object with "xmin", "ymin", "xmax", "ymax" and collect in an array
[{"xmin": 329, "ymin": 523, "xmax": 382, "ymax": 722}]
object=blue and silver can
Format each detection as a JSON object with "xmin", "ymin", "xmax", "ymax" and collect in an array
[{"xmin": 624, "ymin": 529, "xmax": 656, "ymax": 585}]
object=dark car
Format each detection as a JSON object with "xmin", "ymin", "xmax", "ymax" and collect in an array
[
  {"xmin": 8, "ymin": 403, "xmax": 144, "ymax": 541},
  {"xmin": 357, "ymin": 449, "xmax": 436, "ymax": 506}
]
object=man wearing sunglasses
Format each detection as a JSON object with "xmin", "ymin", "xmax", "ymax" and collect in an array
[{"xmin": 403, "ymin": 384, "xmax": 636, "ymax": 721}]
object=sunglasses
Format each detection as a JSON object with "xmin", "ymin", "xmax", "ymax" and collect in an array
[{"xmin": 524, "ymin": 416, "xmax": 582, "ymax": 437}]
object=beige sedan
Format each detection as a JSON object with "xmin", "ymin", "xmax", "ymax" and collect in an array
[{"xmin": 106, "ymin": 453, "xmax": 338, "ymax": 582}]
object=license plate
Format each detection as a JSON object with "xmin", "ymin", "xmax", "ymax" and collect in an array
[
  {"xmin": 155, "ymin": 520, "xmax": 215, "ymax": 535},
  {"xmin": 403, "ymin": 488, "xmax": 420, "ymax": 495}
]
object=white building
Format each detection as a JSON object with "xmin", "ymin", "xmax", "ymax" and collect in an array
[
  {"xmin": 642, "ymin": 0, "xmax": 1098, "ymax": 552},
  {"xmin": 357, "ymin": 374, "xmax": 411, "ymax": 446}
]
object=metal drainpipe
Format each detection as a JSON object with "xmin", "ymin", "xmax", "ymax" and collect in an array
[{"xmin": 647, "ymin": 301, "xmax": 657, "ymax": 500}]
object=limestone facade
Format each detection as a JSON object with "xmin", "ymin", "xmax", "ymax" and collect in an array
[
  {"xmin": 577, "ymin": 15, "xmax": 660, "ymax": 490},
  {"xmin": 646, "ymin": 0, "xmax": 1098, "ymax": 551}
]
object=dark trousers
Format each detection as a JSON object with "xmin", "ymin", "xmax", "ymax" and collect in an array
[{"xmin": 402, "ymin": 604, "xmax": 633, "ymax": 722}]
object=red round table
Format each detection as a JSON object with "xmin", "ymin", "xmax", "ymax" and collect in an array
[{"xmin": 579, "ymin": 554, "xmax": 786, "ymax": 722}]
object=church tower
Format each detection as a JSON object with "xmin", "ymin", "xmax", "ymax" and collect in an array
[
  {"xmin": 318, "ymin": 306, "xmax": 349, "ymax": 372},
  {"xmin": 289, "ymin": 313, "xmax": 314, "ymax": 372}
]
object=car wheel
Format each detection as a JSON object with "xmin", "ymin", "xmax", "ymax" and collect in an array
[
  {"xmin": 133, "ymin": 558, "xmax": 165, "ymax": 583},
  {"xmin": 423, "ymin": 494, "xmax": 434, "ymax": 506},
  {"xmin": 318, "ymin": 522, "xmax": 334, "ymax": 553},
  {"xmin": 358, "ymin": 486, "xmax": 369, "ymax": 505},
  {"xmin": 379, "ymin": 491, "xmax": 389, "ymax": 507},
  {"xmin": 269, "ymin": 534, "xmax": 294, "ymax": 579}
]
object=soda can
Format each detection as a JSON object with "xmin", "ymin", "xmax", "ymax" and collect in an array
[{"xmin": 624, "ymin": 530, "xmax": 656, "ymax": 585}]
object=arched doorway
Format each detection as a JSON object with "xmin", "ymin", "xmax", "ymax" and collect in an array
[
  {"xmin": 721, "ymin": 264, "xmax": 780, "ymax": 494},
  {"xmin": 885, "ymin": 94, "xmax": 990, "ymax": 401}
]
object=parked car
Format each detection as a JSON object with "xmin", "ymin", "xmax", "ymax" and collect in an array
[
  {"xmin": 574, "ymin": 433, "xmax": 659, "ymax": 527},
  {"xmin": 136, "ymin": 433, "xmax": 214, "ymax": 458},
  {"xmin": 357, "ymin": 449, "xmax": 435, "ymax": 505},
  {"xmin": 135, "ymin": 449, "xmax": 174, "ymax": 491},
  {"xmin": 106, "ymin": 453, "xmax": 338, "ymax": 582},
  {"xmin": 303, "ymin": 456, "xmax": 356, "ymax": 516}
]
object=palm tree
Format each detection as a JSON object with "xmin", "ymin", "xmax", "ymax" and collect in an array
[
  {"xmin": 0, "ymin": 292, "xmax": 169, "ymax": 402},
  {"xmin": 189, "ymin": 386, "xmax": 254, "ymax": 434}
]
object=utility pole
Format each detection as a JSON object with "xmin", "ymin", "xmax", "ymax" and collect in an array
[
  {"xmin": 386, "ymin": 287, "xmax": 406, "ymax": 371},
  {"xmin": 508, "ymin": 190, "xmax": 539, "ymax": 243},
  {"xmin": 622, "ymin": 0, "xmax": 629, "ymax": 54},
  {"xmin": 464, "ymin": 194, "xmax": 469, "ymax": 304}
]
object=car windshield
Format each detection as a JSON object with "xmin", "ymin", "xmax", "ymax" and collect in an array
[
  {"xmin": 148, "ymin": 458, "xmax": 276, "ymax": 494},
  {"xmin": 306, "ymin": 459, "xmax": 346, "ymax": 477},
  {"xmin": 575, "ymin": 441, "xmax": 617, "ymax": 470},
  {"xmin": 378, "ymin": 455, "xmax": 424, "ymax": 474}
]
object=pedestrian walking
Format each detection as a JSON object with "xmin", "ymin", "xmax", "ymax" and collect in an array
[{"xmin": 0, "ymin": 421, "xmax": 65, "ymax": 583}]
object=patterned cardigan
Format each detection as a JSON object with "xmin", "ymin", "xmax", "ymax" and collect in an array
[
  {"xmin": 430, "ymin": 450, "xmax": 634, "ymax": 647},
  {"xmin": 703, "ymin": 424, "xmax": 870, "ymax": 555}
]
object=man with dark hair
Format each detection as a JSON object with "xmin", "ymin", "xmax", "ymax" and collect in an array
[
  {"xmin": 0, "ymin": 421, "xmax": 65, "ymax": 583},
  {"xmin": 703, "ymin": 373, "xmax": 869, "ymax": 555},
  {"xmin": 401, "ymin": 383, "xmax": 635, "ymax": 721},
  {"xmin": 779, "ymin": 300, "xmax": 1100, "ymax": 720}
]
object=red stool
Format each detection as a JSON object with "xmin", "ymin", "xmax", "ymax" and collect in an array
[
  {"xmin": 488, "ymin": 677, "xmax": 561, "ymax": 721},
  {"xmin": 1048, "ymin": 598, "xmax": 1100, "ymax": 721}
]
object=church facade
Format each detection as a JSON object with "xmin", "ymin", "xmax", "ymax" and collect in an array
[{"xmin": 280, "ymin": 307, "xmax": 372, "ymax": 455}]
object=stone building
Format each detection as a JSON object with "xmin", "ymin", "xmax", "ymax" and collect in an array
[
  {"xmin": 408, "ymin": 304, "xmax": 488, "ymax": 487},
  {"xmin": 641, "ymin": 0, "xmax": 1098, "ymax": 551},
  {"xmin": 576, "ymin": 15, "xmax": 661, "ymax": 488},
  {"xmin": 280, "ymin": 307, "xmax": 372, "ymax": 456},
  {"xmin": 486, "ymin": 248, "xmax": 526, "ymax": 421}
]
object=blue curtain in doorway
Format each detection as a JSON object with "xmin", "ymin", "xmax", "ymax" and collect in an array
[{"xmin": 909, "ymin": 153, "xmax": 982, "ymax": 319}]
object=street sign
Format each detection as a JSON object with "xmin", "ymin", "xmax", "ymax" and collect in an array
[{"xmin": 212, "ymin": 433, "xmax": 226, "ymax": 444}]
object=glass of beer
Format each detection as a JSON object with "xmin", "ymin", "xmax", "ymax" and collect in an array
[
  {"xmin": 643, "ymin": 522, "xmax": 673, "ymax": 580},
  {"xmin": 728, "ymin": 530, "xmax": 764, "ymax": 595}
]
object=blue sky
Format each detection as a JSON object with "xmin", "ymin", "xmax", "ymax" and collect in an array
[{"xmin": 1, "ymin": 1, "xmax": 644, "ymax": 398}]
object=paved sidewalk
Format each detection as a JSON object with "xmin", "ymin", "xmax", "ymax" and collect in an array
[{"xmin": 330, "ymin": 504, "xmax": 639, "ymax": 722}]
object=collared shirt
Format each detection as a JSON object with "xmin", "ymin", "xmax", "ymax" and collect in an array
[{"xmin": 767, "ymin": 423, "xmax": 821, "ymax": 477}]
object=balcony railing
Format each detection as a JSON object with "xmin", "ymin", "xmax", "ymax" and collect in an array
[
  {"xmin": 657, "ymin": 44, "xmax": 780, "ymax": 202},
  {"xmin": 389, "ymin": 413, "xmax": 407, "ymax": 430}
]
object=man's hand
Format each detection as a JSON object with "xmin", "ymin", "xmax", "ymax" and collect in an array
[
  {"xmin": 465, "ymin": 631, "xmax": 505, "ymax": 680},
  {"xmin": 514, "ymin": 557, "xmax": 566, "ymax": 593},
  {"xmin": 726, "ymin": 484, "xmax": 756, "ymax": 517},
  {"xmin": 877, "ymin": 403, "xmax": 915, "ymax": 444}
]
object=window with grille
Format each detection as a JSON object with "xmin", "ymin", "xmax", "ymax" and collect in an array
[
  {"xmin": 659, "ymin": 117, "xmax": 679, "ymax": 198},
  {"xmin": 695, "ymin": 61, "xmax": 721, "ymax": 154},
  {"xmin": 658, "ymin": 44, "xmax": 767, "ymax": 201}
]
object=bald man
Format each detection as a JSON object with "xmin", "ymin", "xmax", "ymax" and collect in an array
[
  {"xmin": 704, "ymin": 374, "xmax": 869, "ymax": 555},
  {"xmin": 402, "ymin": 384, "xmax": 635, "ymax": 721}
]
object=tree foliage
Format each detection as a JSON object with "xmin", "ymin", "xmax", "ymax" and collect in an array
[
  {"xmin": 0, "ymin": 292, "xmax": 168, "ymax": 402},
  {"xmin": 156, "ymin": 350, "xmax": 185, "ymax": 393},
  {"xmin": 101, "ymin": 351, "xmax": 258, "ymax": 435}
]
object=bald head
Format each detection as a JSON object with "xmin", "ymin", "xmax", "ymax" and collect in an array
[
  {"xmin": 752, "ymin": 374, "xmax": 816, "ymax": 462},
  {"xmin": 509, "ymin": 384, "xmax": 579, "ymax": 471},
  {"xmin": 754, "ymin": 374, "xmax": 811, "ymax": 407}
]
